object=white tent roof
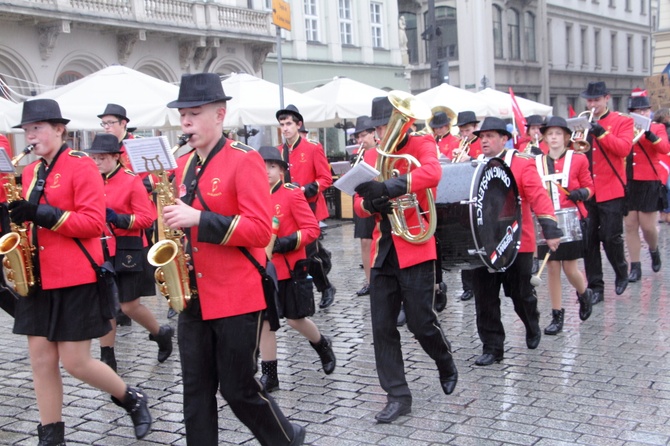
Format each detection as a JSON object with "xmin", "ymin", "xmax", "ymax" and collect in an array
[
  {"xmin": 303, "ymin": 77, "xmax": 388, "ymax": 121},
  {"xmin": 477, "ymin": 88, "xmax": 552, "ymax": 118},
  {"xmin": 0, "ymin": 97, "xmax": 21, "ymax": 133},
  {"xmin": 415, "ymin": 83, "xmax": 490, "ymax": 117}
]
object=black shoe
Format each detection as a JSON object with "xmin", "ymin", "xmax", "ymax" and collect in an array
[
  {"xmin": 544, "ymin": 309, "xmax": 564, "ymax": 335},
  {"xmin": 434, "ymin": 282, "xmax": 447, "ymax": 312},
  {"xmin": 112, "ymin": 387, "xmax": 152, "ymax": 440},
  {"xmin": 37, "ymin": 422, "xmax": 65, "ymax": 446},
  {"xmin": 310, "ymin": 335, "xmax": 336, "ymax": 375},
  {"xmin": 289, "ymin": 423, "xmax": 306, "ymax": 446},
  {"xmin": 438, "ymin": 359, "xmax": 458, "ymax": 395},
  {"xmin": 650, "ymin": 249, "xmax": 662, "ymax": 273},
  {"xmin": 460, "ymin": 289, "xmax": 473, "ymax": 301},
  {"xmin": 356, "ymin": 284, "xmax": 370, "ymax": 296},
  {"xmin": 578, "ymin": 289, "xmax": 593, "ymax": 321},
  {"xmin": 615, "ymin": 276, "xmax": 628, "ymax": 295},
  {"xmin": 531, "ymin": 257, "xmax": 539, "ymax": 275},
  {"xmin": 628, "ymin": 262, "xmax": 641, "ymax": 282},
  {"xmin": 319, "ymin": 286, "xmax": 336, "ymax": 309},
  {"xmin": 526, "ymin": 331, "xmax": 541, "ymax": 349},
  {"xmin": 474, "ymin": 353, "xmax": 503, "ymax": 366},
  {"xmin": 375, "ymin": 401, "xmax": 411, "ymax": 423},
  {"xmin": 396, "ymin": 305, "xmax": 406, "ymax": 327},
  {"xmin": 149, "ymin": 325, "xmax": 174, "ymax": 363},
  {"xmin": 167, "ymin": 307, "xmax": 177, "ymax": 319},
  {"xmin": 116, "ymin": 311, "xmax": 132, "ymax": 327},
  {"xmin": 259, "ymin": 373, "xmax": 279, "ymax": 393},
  {"xmin": 591, "ymin": 290, "xmax": 604, "ymax": 305}
]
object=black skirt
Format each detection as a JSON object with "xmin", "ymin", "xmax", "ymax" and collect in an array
[
  {"xmin": 353, "ymin": 212, "xmax": 375, "ymax": 239},
  {"xmin": 627, "ymin": 179, "xmax": 662, "ymax": 213},
  {"xmin": 13, "ymin": 282, "xmax": 111, "ymax": 342},
  {"xmin": 538, "ymin": 240, "xmax": 584, "ymax": 262}
]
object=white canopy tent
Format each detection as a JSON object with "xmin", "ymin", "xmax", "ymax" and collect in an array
[
  {"xmin": 477, "ymin": 88, "xmax": 552, "ymax": 119},
  {"xmin": 0, "ymin": 97, "xmax": 22, "ymax": 133},
  {"xmin": 303, "ymin": 77, "xmax": 388, "ymax": 122},
  {"xmin": 415, "ymin": 83, "xmax": 490, "ymax": 118}
]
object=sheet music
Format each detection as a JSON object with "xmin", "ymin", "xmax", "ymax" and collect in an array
[
  {"xmin": 0, "ymin": 150, "xmax": 14, "ymax": 173},
  {"xmin": 123, "ymin": 136, "xmax": 177, "ymax": 173},
  {"xmin": 333, "ymin": 161, "xmax": 380, "ymax": 196}
]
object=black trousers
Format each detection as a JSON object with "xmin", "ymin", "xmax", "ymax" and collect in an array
[
  {"xmin": 369, "ymin": 248, "xmax": 453, "ymax": 405},
  {"xmin": 461, "ymin": 269, "xmax": 474, "ymax": 292},
  {"xmin": 583, "ymin": 198, "xmax": 628, "ymax": 294},
  {"xmin": 178, "ymin": 299, "xmax": 295, "ymax": 446},
  {"xmin": 472, "ymin": 253, "xmax": 539, "ymax": 356}
]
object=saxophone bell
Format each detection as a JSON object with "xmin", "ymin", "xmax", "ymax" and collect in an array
[{"xmin": 148, "ymin": 239, "xmax": 191, "ymax": 313}]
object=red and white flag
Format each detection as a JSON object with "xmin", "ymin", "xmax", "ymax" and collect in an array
[{"xmin": 508, "ymin": 87, "xmax": 527, "ymax": 141}]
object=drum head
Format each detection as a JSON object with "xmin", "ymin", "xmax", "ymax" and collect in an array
[{"xmin": 470, "ymin": 158, "xmax": 521, "ymax": 270}]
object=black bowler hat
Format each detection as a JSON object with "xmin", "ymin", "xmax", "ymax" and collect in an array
[
  {"xmin": 276, "ymin": 104, "xmax": 304, "ymax": 124},
  {"xmin": 525, "ymin": 114, "xmax": 544, "ymax": 128},
  {"xmin": 429, "ymin": 111, "xmax": 450, "ymax": 129},
  {"xmin": 540, "ymin": 116, "xmax": 571, "ymax": 135},
  {"xmin": 628, "ymin": 95, "xmax": 651, "ymax": 111},
  {"xmin": 455, "ymin": 111, "xmax": 479, "ymax": 127},
  {"xmin": 580, "ymin": 81, "xmax": 609, "ymax": 99},
  {"xmin": 97, "ymin": 103, "xmax": 130, "ymax": 122},
  {"xmin": 298, "ymin": 123, "xmax": 308, "ymax": 134},
  {"xmin": 369, "ymin": 96, "xmax": 393, "ymax": 127},
  {"xmin": 13, "ymin": 98, "xmax": 70, "ymax": 128},
  {"xmin": 167, "ymin": 73, "xmax": 232, "ymax": 108},
  {"xmin": 353, "ymin": 115, "xmax": 374, "ymax": 136},
  {"xmin": 258, "ymin": 146, "xmax": 288, "ymax": 169},
  {"xmin": 86, "ymin": 133, "xmax": 124, "ymax": 154},
  {"xmin": 473, "ymin": 117, "xmax": 512, "ymax": 139}
]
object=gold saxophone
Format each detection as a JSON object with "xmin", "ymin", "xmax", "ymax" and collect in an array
[
  {"xmin": 0, "ymin": 145, "xmax": 36, "ymax": 296},
  {"xmin": 147, "ymin": 134, "xmax": 192, "ymax": 313},
  {"xmin": 375, "ymin": 91, "xmax": 436, "ymax": 244}
]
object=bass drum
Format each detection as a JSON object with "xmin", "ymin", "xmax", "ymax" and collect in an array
[{"xmin": 435, "ymin": 158, "xmax": 521, "ymax": 271}]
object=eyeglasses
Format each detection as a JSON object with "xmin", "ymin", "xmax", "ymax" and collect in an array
[{"xmin": 100, "ymin": 120, "xmax": 119, "ymax": 127}]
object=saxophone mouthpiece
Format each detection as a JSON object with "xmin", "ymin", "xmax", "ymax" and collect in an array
[
  {"xmin": 171, "ymin": 134, "xmax": 192, "ymax": 154},
  {"xmin": 22, "ymin": 144, "xmax": 35, "ymax": 155}
]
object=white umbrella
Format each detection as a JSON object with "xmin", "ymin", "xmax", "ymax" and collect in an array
[
  {"xmin": 28, "ymin": 65, "xmax": 181, "ymax": 130},
  {"xmin": 222, "ymin": 73, "xmax": 328, "ymax": 127},
  {"xmin": 415, "ymin": 83, "xmax": 490, "ymax": 117},
  {"xmin": 303, "ymin": 77, "xmax": 388, "ymax": 121},
  {"xmin": 477, "ymin": 88, "xmax": 552, "ymax": 118},
  {"xmin": 0, "ymin": 97, "xmax": 22, "ymax": 133}
]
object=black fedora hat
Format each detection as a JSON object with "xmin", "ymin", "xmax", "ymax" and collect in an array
[
  {"xmin": 298, "ymin": 123, "xmax": 308, "ymax": 134},
  {"xmin": 86, "ymin": 133, "xmax": 123, "ymax": 154},
  {"xmin": 353, "ymin": 115, "xmax": 374, "ymax": 136},
  {"xmin": 525, "ymin": 114, "xmax": 544, "ymax": 127},
  {"xmin": 580, "ymin": 81, "xmax": 609, "ymax": 99},
  {"xmin": 97, "ymin": 103, "xmax": 130, "ymax": 122},
  {"xmin": 167, "ymin": 73, "xmax": 232, "ymax": 109},
  {"xmin": 369, "ymin": 96, "xmax": 393, "ymax": 127},
  {"xmin": 455, "ymin": 111, "xmax": 479, "ymax": 127},
  {"xmin": 628, "ymin": 95, "xmax": 651, "ymax": 110},
  {"xmin": 276, "ymin": 104, "xmax": 304, "ymax": 124},
  {"xmin": 540, "ymin": 116, "xmax": 571, "ymax": 135},
  {"xmin": 473, "ymin": 117, "xmax": 512, "ymax": 139},
  {"xmin": 259, "ymin": 146, "xmax": 288, "ymax": 169},
  {"xmin": 429, "ymin": 111, "xmax": 450, "ymax": 129},
  {"xmin": 13, "ymin": 98, "xmax": 70, "ymax": 128}
]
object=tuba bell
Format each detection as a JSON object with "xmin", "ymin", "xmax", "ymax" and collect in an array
[{"xmin": 375, "ymin": 91, "xmax": 437, "ymax": 244}]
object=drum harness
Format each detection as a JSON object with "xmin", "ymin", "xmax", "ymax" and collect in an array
[{"xmin": 535, "ymin": 150, "xmax": 574, "ymax": 211}]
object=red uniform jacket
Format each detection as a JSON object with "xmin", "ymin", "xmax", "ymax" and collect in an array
[
  {"xmin": 22, "ymin": 147, "xmax": 105, "ymax": 289},
  {"xmin": 588, "ymin": 110, "xmax": 634, "ymax": 202},
  {"xmin": 174, "ymin": 138, "xmax": 271, "ymax": 320},
  {"xmin": 279, "ymin": 136, "xmax": 333, "ymax": 221},
  {"xmin": 536, "ymin": 151, "xmax": 594, "ymax": 218},
  {"xmin": 517, "ymin": 136, "xmax": 549, "ymax": 155},
  {"xmin": 102, "ymin": 163, "xmax": 155, "ymax": 256},
  {"xmin": 446, "ymin": 136, "xmax": 482, "ymax": 161},
  {"xmin": 436, "ymin": 133, "xmax": 458, "ymax": 158},
  {"xmin": 630, "ymin": 122, "xmax": 670, "ymax": 181},
  {"xmin": 0, "ymin": 134, "xmax": 11, "ymax": 204},
  {"xmin": 354, "ymin": 133, "xmax": 440, "ymax": 269},
  {"xmin": 269, "ymin": 181, "xmax": 320, "ymax": 281}
]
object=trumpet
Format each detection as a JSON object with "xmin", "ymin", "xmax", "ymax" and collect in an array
[
  {"xmin": 351, "ymin": 141, "xmax": 365, "ymax": 167},
  {"xmin": 631, "ymin": 113, "xmax": 651, "ymax": 144},
  {"xmin": 567, "ymin": 108, "xmax": 595, "ymax": 152},
  {"xmin": 453, "ymin": 137, "xmax": 471, "ymax": 163}
]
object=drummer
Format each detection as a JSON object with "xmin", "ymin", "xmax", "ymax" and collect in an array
[{"xmin": 534, "ymin": 117, "xmax": 594, "ymax": 336}]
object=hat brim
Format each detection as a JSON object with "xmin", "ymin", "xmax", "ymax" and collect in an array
[
  {"xmin": 264, "ymin": 158, "xmax": 288, "ymax": 169},
  {"xmin": 13, "ymin": 118, "xmax": 70, "ymax": 129},
  {"xmin": 540, "ymin": 125, "xmax": 571, "ymax": 135},
  {"xmin": 167, "ymin": 96, "xmax": 232, "ymax": 109},
  {"xmin": 456, "ymin": 119, "xmax": 479, "ymax": 127},
  {"xmin": 97, "ymin": 113, "xmax": 130, "ymax": 122},
  {"xmin": 580, "ymin": 91, "xmax": 608, "ymax": 99},
  {"xmin": 368, "ymin": 117, "xmax": 390, "ymax": 128},
  {"xmin": 276, "ymin": 109, "xmax": 304, "ymax": 123},
  {"xmin": 473, "ymin": 129, "xmax": 512, "ymax": 139},
  {"xmin": 85, "ymin": 149, "xmax": 124, "ymax": 154}
]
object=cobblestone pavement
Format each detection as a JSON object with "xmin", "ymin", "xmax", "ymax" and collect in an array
[{"xmin": 1, "ymin": 221, "xmax": 670, "ymax": 445}]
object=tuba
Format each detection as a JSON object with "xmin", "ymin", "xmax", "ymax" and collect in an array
[
  {"xmin": 417, "ymin": 105, "xmax": 457, "ymax": 136},
  {"xmin": 0, "ymin": 145, "xmax": 36, "ymax": 296},
  {"xmin": 567, "ymin": 108, "xmax": 595, "ymax": 153},
  {"xmin": 147, "ymin": 134, "xmax": 192, "ymax": 313},
  {"xmin": 375, "ymin": 90, "xmax": 436, "ymax": 244}
]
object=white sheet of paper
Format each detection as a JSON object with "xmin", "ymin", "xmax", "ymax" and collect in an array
[
  {"xmin": 333, "ymin": 161, "xmax": 380, "ymax": 195},
  {"xmin": 0, "ymin": 149, "xmax": 14, "ymax": 173},
  {"xmin": 123, "ymin": 136, "xmax": 177, "ymax": 173}
]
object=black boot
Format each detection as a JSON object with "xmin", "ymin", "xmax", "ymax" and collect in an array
[
  {"xmin": 434, "ymin": 282, "xmax": 447, "ymax": 312},
  {"xmin": 115, "ymin": 310, "xmax": 132, "ymax": 327},
  {"xmin": 260, "ymin": 360, "xmax": 279, "ymax": 392},
  {"xmin": 100, "ymin": 346, "xmax": 117, "ymax": 373},
  {"xmin": 310, "ymin": 335, "xmax": 336, "ymax": 375},
  {"xmin": 37, "ymin": 422, "xmax": 66, "ymax": 446},
  {"xmin": 577, "ymin": 289, "xmax": 593, "ymax": 321},
  {"xmin": 544, "ymin": 309, "xmax": 564, "ymax": 335},
  {"xmin": 628, "ymin": 262, "xmax": 641, "ymax": 282},
  {"xmin": 111, "ymin": 386, "xmax": 152, "ymax": 439},
  {"xmin": 149, "ymin": 325, "xmax": 174, "ymax": 363},
  {"xmin": 650, "ymin": 249, "xmax": 662, "ymax": 273}
]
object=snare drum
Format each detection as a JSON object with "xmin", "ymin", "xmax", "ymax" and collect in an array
[
  {"xmin": 534, "ymin": 207, "xmax": 582, "ymax": 245},
  {"xmin": 435, "ymin": 158, "xmax": 521, "ymax": 271}
]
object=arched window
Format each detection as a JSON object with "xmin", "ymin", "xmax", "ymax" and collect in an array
[
  {"xmin": 56, "ymin": 71, "xmax": 83, "ymax": 86},
  {"xmin": 401, "ymin": 11, "xmax": 419, "ymax": 65},
  {"xmin": 507, "ymin": 8, "xmax": 520, "ymax": 60},
  {"xmin": 493, "ymin": 5, "xmax": 503, "ymax": 59},
  {"xmin": 525, "ymin": 11, "xmax": 536, "ymax": 62}
]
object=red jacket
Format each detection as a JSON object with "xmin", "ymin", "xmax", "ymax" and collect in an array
[
  {"xmin": 446, "ymin": 136, "xmax": 482, "ymax": 161},
  {"xmin": 0, "ymin": 134, "xmax": 11, "ymax": 204},
  {"xmin": 279, "ymin": 136, "xmax": 333, "ymax": 221},
  {"xmin": 102, "ymin": 163, "xmax": 155, "ymax": 256},
  {"xmin": 517, "ymin": 136, "xmax": 549, "ymax": 155},
  {"xmin": 354, "ymin": 133, "xmax": 440, "ymax": 269},
  {"xmin": 535, "ymin": 151, "xmax": 593, "ymax": 219},
  {"xmin": 269, "ymin": 181, "xmax": 320, "ymax": 281},
  {"xmin": 174, "ymin": 138, "xmax": 271, "ymax": 320},
  {"xmin": 22, "ymin": 147, "xmax": 105, "ymax": 289},
  {"xmin": 630, "ymin": 122, "xmax": 670, "ymax": 181},
  {"xmin": 589, "ymin": 110, "xmax": 634, "ymax": 202},
  {"xmin": 437, "ymin": 133, "xmax": 458, "ymax": 158}
]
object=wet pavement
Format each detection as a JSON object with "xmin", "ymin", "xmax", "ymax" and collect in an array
[{"xmin": 0, "ymin": 220, "xmax": 669, "ymax": 445}]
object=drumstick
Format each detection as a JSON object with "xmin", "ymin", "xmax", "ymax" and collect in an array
[
  {"xmin": 530, "ymin": 251, "xmax": 551, "ymax": 287},
  {"xmin": 265, "ymin": 216, "xmax": 280, "ymax": 260},
  {"xmin": 551, "ymin": 181, "xmax": 570, "ymax": 196}
]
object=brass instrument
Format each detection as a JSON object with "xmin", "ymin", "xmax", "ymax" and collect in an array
[
  {"xmin": 0, "ymin": 145, "xmax": 36, "ymax": 296},
  {"xmin": 375, "ymin": 90, "xmax": 436, "ymax": 244},
  {"xmin": 418, "ymin": 105, "xmax": 457, "ymax": 136},
  {"xmin": 146, "ymin": 135, "xmax": 192, "ymax": 313},
  {"xmin": 171, "ymin": 133, "xmax": 191, "ymax": 155},
  {"xmin": 351, "ymin": 141, "xmax": 365, "ymax": 167},
  {"xmin": 453, "ymin": 136, "xmax": 471, "ymax": 163},
  {"xmin": 525, "ymin": 134, "xmax": 540, "ymax": 154},
  {"xmin": 567, "ymin": 108, "xmax": 595, "ymax": 153},
  {"xmin": 631, "ymin": 113, "xmax": 651, "ymax": 144}
]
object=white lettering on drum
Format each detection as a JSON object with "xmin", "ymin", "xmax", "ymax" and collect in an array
[{"xmin": 475, "ymin": 166, "xmax": 511, "ymax": 226}]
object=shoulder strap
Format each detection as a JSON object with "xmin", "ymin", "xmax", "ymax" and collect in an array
[
  {"xmin": 73, "ymin": 238, "xmax": 101, "ymax": 273},
  {"xmin": 637, "ymin": 141, "xmax": 662, "ymax": 180},
  {"xmin": 598, "ymin": 144, "xmax": 627, "ymax": 190}
]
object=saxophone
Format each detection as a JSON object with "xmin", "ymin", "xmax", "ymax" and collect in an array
[
  {"xmin": 147, "ymin": 135, "xmax": 192, "ymax": 313},
  {"xmin": 0, "ymin": 145, "xmax": 36, "ymax": 296}
]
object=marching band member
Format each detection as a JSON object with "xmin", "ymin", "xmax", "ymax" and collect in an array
[
  {"xmin": 578, "ymin": 81, "xmax": 634, "ymax": 303},
  {"xmin": 653, "ymin": 108, "xmax": 670, "ymax": 224},
  {"xmin": 516, "ymin": 114, "xmax": 548, "ymax": 155},
  {"xmin": 446, "ymin": 110, "xmax": 482, "ymax": 162},
  {"xmin": 535, "ymin": 117, "xmax": 594, "ymax": 335},
  {"xmin": 471, "ymin": 117, "xmax": 562, "ymax": 365},
  {"xmin": 624, "ymin": 95, "xmax": 670, "ymax": 281},
  {"xmin": 353, "ymin": 95, "xmax": 457, "ymax": 424},
  {"xmin": 9, "ymin": 99, "xmax": 151, "ymax": 444},
  {"xmin": 164, "ymin": 73, "xmax": 304, "ymax": 446},
  {"xmin": 429, "ymin": 111, "xmax": 458, "ymax": 157},
  {"xmin": 86, "ymin": 133, "xmax": 173, "ymax": 372}
]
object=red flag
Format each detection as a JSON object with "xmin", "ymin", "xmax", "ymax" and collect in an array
[
  {"xmin": 508, "ymin": 87, "xmax": 527, "ymax": 134},
  {"xmin": 568, "ymin": 104, "xmax": 576, "ymax": 118}
]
